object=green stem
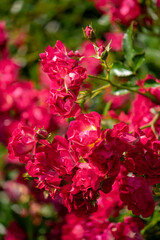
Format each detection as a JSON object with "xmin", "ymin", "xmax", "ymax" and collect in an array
[
  {"xmin": 78, "ymin": 84, "xmax": 110, "ymax": 102},
  {"xmin": 92, "ymin": 84, "xmax": 110, "ymax": 93},
  {"xmin": 87, "ymin": 74, "xmax": 159, "ymax": 104},
  {"xmin": 88, "ymin": 74, "xmax": 107, "ymax": 82},
  {"xmin": 130, "ymin": 112, "xmax": 160, "ymax": 138}
]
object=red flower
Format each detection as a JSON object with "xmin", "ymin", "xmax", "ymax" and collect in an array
[
  {"xmin": 40, "ymin": 40, "xmax": 87, "ymax": 93},
  {"xmin": 49, "ymin": 88, "xmax": 81, "ymax": 118},
  {"xmin": 84, "ymin": 25, "xmax": 95, "ymax": 40},
  {"xmin": 72, "ymin": 163, "xmax": 102, "ymax": 192},
  {"xmin": 67, "ymin": 112, "xmax": 102, "ymax": 157},
  {"xmin": 119, "ymin": 176, "xmax": 155, "ymax": 218},
  {"xmin": 8, "ymin": 124, "xmax": 36, "ymax": 163},
  {"xmin": 92, "ymin": 0, "xmax": 141, "ymax": 25}
]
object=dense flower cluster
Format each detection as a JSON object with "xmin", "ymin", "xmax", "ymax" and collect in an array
[
  {"xmin": 7, "ymin": 21, "xmax": 160, "ymax": 225},
  {"xmin": 0, "ymin": 44, "xmax": 67, "ymax": 146},
  {"xmin": 8, "ymin": 111, "xmax": 157, "ymax": 219},
  {"xmin": 40, "ymin": 40, "xmax": 87, "ymax": 118},
  {"xmin": 2, "ymin": 0, "xmax": 160, "ymax": 237}
]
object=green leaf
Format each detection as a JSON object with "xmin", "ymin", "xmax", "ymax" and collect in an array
[
  {"xmin": 112, "ymin": 89, "xmax": 129, "ymax": 95},
  {"xmin": 111, "ymin": 62, "xmax": 133, "ymax": 77},
  {"xmin": 123, "ymin": 23, "xmax": 134, "ymax": 66},
  {"xmin": 132, "ymin": 52, "xmax": 145, "ymax": 72}
]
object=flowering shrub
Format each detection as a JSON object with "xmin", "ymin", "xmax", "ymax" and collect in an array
[{"xmin": 0, "ymin": 0, "xmax": 160, "ymax": 239}]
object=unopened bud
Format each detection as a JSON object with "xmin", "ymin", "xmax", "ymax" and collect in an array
[
  {"xmin": 36, "ymin": 129, "xmax": 48, "ymax": 139},
  {"xmin": 97, "ymin": 41, "xmax": 112, "ymax": 61},
  {"xmin": 84, "ymin": 25, "xmax": 96, "ymax": 41}
]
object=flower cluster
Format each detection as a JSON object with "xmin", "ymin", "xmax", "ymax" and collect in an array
[
  {"xmin": 0, "ymin": 44, "xmax": 67, "ymax": 146},
  {"xmin": 40, "ymin": 40, "xmax": 87, "ymax": 118},
  {"xmin": 8, "ymin": 111, "xmax": 156, "ymax": 218},
  {"xmin": 3, "ymin": 3, "xmax": 160, "ymax": 236}
]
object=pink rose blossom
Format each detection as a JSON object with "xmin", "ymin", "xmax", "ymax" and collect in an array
[
  {"xmin": 67, "ymin": 112, "xmax": 102, "ymax": 157},
  {"xmin": 49, "ymin": 88, "xmax": 81, "ymax": 118},
  {"xmin": 120, "ymin": 176, "xmax": 155, "ymax": 218},
  {"xmin": 8, "ymin": 124, "xmax": 36, "ymax": 163}
]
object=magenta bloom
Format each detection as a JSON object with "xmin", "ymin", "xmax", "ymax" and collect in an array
[
  {"xmin": 120, "ymin": 176, "xmax": 155, "ymax": 218},
  {"xmin": 72, "ymin": 163, "xmax": 102, "ymax": 192},
  {"xmin": 49, "ymin": 88, "xmax": 81, "ymax": 118},
  {"xmin": 67, "ymin": 112, "xmax": 102, "ymax": 157},
  {"xmin": 0, "ymin": 59, "xmax": 19, "ymax": 89},
  {"xmin": 84, "ymin": 25, "xmax": 95, "ymax": 40},
  {"xmin": 123, "ymin": 129, "xmax": 160, "ymax": 185},
  {"xmin": 43, "ymin": 135, "xmax": 78, "ymax": 176},
  {"xmin": 80, "ymin": 40, "xmax": 103, "ymax": 75},
  {"xmin": 92, "ymin": 0, "xmax": 141, "ymax": 25},
  {"xmin": 8, "ymin": 124, "xmax": 36, "ymax": 163},
  {"xmin": 107, "ymin": 217, "xmax": 144, "ymax": 240},
  {"xmin": 105, "ymin": 32, "xmax": 124, "ymax": 51},
  {"xmin": 40, "ymin": 40, "xmax": 87, "ymax": 93}
]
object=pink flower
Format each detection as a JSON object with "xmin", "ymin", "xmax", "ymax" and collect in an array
[
  {"xmin": 123, "ymin": 129, "xmax": 160, "ymax": 185},
  {"xmin": 10, "ymin": 81, "xmax": 38, "ymax": 112},
  {"xmin": 62, "ymin": 213, "xmax": 85, "ymax": 240},
  {"xmin": 79, "ymin": 40, "xmax": 102, "ymax": 75},
  {"xmin": 67, "ymin": 112, "xmax": 102, "ymax": 157},
  {"xmin": 105, "ymin": 32, "xmax": 124, "ymax": 51},
  {"xmin": 25, "ymin": 135, "xmax": 78, "ymax": 200},
  {"xmin": 0, "ymin": 115, "xmax": 19, "ymax": 146},
  {"xmin": 88, "ymin": 139, "xmax": 120, "ymax": 179},
  {"xmin": 0, "ymin": 59, "xmax": 19, "ymax": 89},
  {"xmin": 40, "ymin": 40, "xmax": 87, "ymax": 92},
  {"xmin": 95, "ymin": 180, "xmax": 124, "ymax": 219},
  {"xmin": 60, "ymin": 184, "xmax": 98, "ymax": 215},
  {"xmin": 72, "ymin": 163, "xmax": 102, "ymax": 192},
  {"xmin": 8, "ymin": 124, "xmax": 36, "ymax": 163},
  {"xmin": 84, "ymin": 25, "xmax": 95, "ymax": 40},
  {"xmin": 21, "ymin": 105, "xmax": 52, "ymax": 129},
  {"xmin": 107, "ymin": 217, "xmax": 144, "ymax": 240},
  {"xmin": 97, "ymin": 44, "xmax": 105, "ymax": 57},
  {"xmin": 64, "ymin": 66, "xmax": 87, "ymax": 92},
  {"xmin": 92, "ymin": 0, "xmax": 141, "ymax": 25},
  {"xmin": 119, "ymin": 176, "xmax": 155, "ymax": 218},
  {"xmin": 49, "ymin": 88, "xmax": 81, "ymax": 118},
  {"xmin": 43, "ymin": 135, "xmax": 78, "ymax": 176}
]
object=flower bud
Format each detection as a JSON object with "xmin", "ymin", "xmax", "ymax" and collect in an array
[
  {"xmin": 84, "ymin": 25, "xmax": 96, "ymax": 41},
  {"xmin": 36, "ymin": 129, "xmax": 48, "ymax": 139}
]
